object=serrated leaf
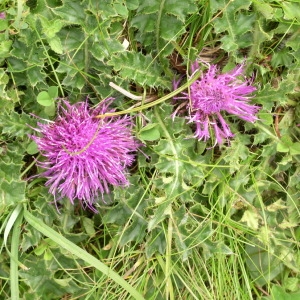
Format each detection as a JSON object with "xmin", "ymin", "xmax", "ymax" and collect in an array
[
  {"xmin": 277, "ymin": 142, "xmax": 290, "ymax": 153},
  {"xmin": 57, "ymin": 27, "xmax": 85, "ymax": 52},
  {"xmin": 48, "ymin": 36, "xmax": 63, "ymax": 54},
  {"xmin": 0, "ymin": 111, "xmax": 33, "ymax": 138},
  {"xmin": 39, "ymin": 15, "xmax": 64, "ymax": 38},
  {"xmin": 0, "ymin": 40, "xmax": 12, "ymax": 60},
  {"xmin": 0, "ymin": 143, "xmax": 26, "ymax": 211},
  {"xmin": 103, "ymin": 176, "xmax": 149, "ymax": 245},
  {"xmin": 145, "ymin": 229, "xmax": 166, "ymax": 257},
  {"xmin": 253, "ymin": 1, "xmax": 274, "ymax": 19},
  {"xmin": 130, "ymin": 0, "xmax": 197, "ymax": 54},
  {"xmin": 27, "ymin": 66, "xmax": 45, "ymax": 87},
  {"xmin": 240, "ymin": 209, "xmax": 261, "ymax": 230},
  {"xmin": 108, "ymin": 52, "xmax": 169, "ymax": 87},
  {"xmin": 54, "ymin": 1, "xmax": 85, "ymax": 24},
  {"xmin": 282, "ymin": 2, "xmax": 300, "ymax": 21},
  {"xmin": 212, "ymin": 0, "xmax": 255, "ymax": 52},
  {"xmin": 120, "ymin": 219, "xmax": 147, "ymax": 246},
  {"xmin": 255, "ymin": 76, "xmax": 296, "ymax": 109}
]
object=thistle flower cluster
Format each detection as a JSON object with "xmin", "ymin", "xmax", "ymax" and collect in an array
[
  {"xmin": 31, "ymin": 100, "xmax": 138, "ymax": 211},
  {"xmin": 31, "ymin": 60, "xmax": 259, "ymax": 211},
  {"xmin": 173, "ymin": 61, "xmax": 259, "ymax": 145}
]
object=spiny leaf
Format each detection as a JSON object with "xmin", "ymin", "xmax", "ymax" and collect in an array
[
  {"xmin": 212, "ymin": 0, "xmax": 255, "ymax": 52},
  {"xmin": 255, "ymin": 74, "xmax": 296, "ymax": 109},
  {"xmin": 130, "ymin": 0, "xmax": 198, "ymax": 55},
  {"xmin": 53, "ymin": 1, "xmax": 86, "ymax": 24},
  {"xmin": 102, "ymin": 176, "xmax": 149, "ymax": 245},
  {"xmin": 108, "ymin": 52, "xmax": 170, "ymax": 87},
  {"xmin": 0, "ymin": 111, "xmax": 33, "ymax": 138},
  {"xmin": 0, "ymin": 142, "xmax": 26, "ymax": 210}
]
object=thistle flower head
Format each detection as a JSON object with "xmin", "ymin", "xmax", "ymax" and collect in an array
[
  {"xmin": 31, "ymin": 100, "xmax": 139, "ymax": 211},
  {"xmin": 174, "ymin": 61, "xmax": 259, "ymax": 145}
]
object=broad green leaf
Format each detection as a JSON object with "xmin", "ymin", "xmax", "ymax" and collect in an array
[
  {"xmin": 126, "ymin": 0, "xmax": 139, "ymax": 10},
  {"xmin": 139, "ymin": 123, "xmax": 161, "ymax": 141},
  {"xmin": 277, "ymin": 142, "xmax": 290, "ymax": 153},
  {"xmin": 26, "ymin": 140, "xmax": 39, "ymax": 155},
  {"xmin": 289, "ymin": 142, "xmax": 300, "ymax": 155},
  {"xmin": 282, "ymin": 2, "xmax": 300, "ymax": 21},
  {"xmin": 253, "ymin": 1, "xmax": 274, "ymax": 19},
  {"xmin": 54, "ymin": 1, "xmax": 85, "ymax": 24},
  {"xmin": 245, "ymin": 237, "xmax": 284, "ymax": 286},
  {"xmin": 48, "ymin": 86, "xmax": 58, "ymax": 99},
  {"xmin": 37, "ymin": 91, "xmax": 54, "ymax": 107},
  {"xmin": 145, "ymin": 229, "xmax": 166, "ymax": 257},
  {"xmin": 48, "ymin": 36, "xmax": 63, "ymax": 54},
  {"xmin": 27, "ymin": 66, "xmax": 45, "ymax": 87}
]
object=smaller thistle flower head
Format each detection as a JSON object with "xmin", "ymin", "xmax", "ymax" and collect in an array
[
  {"xmin": 173, "ymin": 61, "xmax": 259, "ymax": 146},
  {"xmin": 31, "ymin": 99, "xmax": 139, "ymax": 211}
]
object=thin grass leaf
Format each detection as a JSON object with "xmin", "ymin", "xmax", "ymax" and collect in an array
[{"xmin": 23, "ymin": 207, "xmax": 145, "ymax": 300}]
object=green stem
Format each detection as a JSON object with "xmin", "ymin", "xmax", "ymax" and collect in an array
[{"xmin": 96, "ymin": 70, "xmax": 201, "ymax": 118}]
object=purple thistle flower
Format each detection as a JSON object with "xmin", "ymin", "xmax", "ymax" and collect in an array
[
  {"xmin": 173, "ymin": 61, "xmax": 259, "ymax": 146},
  {"xmin": 31, "ymin": 100, "xmax": 139, "ymax": 211}
]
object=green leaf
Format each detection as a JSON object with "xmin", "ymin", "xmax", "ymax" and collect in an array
[
  {"xmin": 44, "ymin": 102, "xmax": 56, "ymax": 116},
  {"xmin": 212, "ymin": 0, "xmax": 255, "ymax": 52},
  {"xmin": 48, "ymin": 86, "xmax": 58, "ymax": 99},
  {"xmin": 277, "ymin": 142, "xmax": 290, "ymax": 153},
  {"xmin": 0, "ymin": 111, "xmax": 33, "ymax": 138},
  {"xmin": 139, "ymin": 123, "xmax": 161, "ymax": 141},
  {"xmin": 282, "ymin": 2, "xmax": 300, "ymax": 21},
  {"xmin": 54, "ymin": 1, "xmax": 85, "ymax": 24},
  {"xmin": 126, "ymin": 0, "xmax": 139, "ymax": 10},
  {"xmin": 0, "ymin": 40, "xmax": 12, "ymax": 61},
  {"xmin": 48, "ymin": 36, "xmax": 63, "ymax": 54},
  {"xmin": 82, "ymin": 217, "xmax": 96, "ymax": 236},
  {"xmin": 240, "ymin": 209, "xmax": 261, "ymax": 230},
  {"xmin": 37, "ymin": 91, "xmax": 54, "ymax": 106},
  {"xmin": 245, "ymin": 237, "xmax": 284, "ymax": 286},
  {"xmin": 23, "ymin": 209, "xmax": 146, "ymax": 300},
  {"xmin": 253, "ymin": 1, "xmax": 274, "ymax": 19},
  {"xmin": 145, "ymin": 229, "xmax": 166, "ymax": 257},
  {"xmin": 289, "ymin": 142, "xmax": 300, "ymax": 155},
  {"xmin": 108, "ymin": 52, "xmax": 170, "ymax": 88},
  {"xmin": 26, "ymin": 140, "xmax": 39, "ymax": 155},
  {"xmin": 0, "ymin": 143, "xmax": 26, "ymax": 211},
  {"xmin": 0, "ymin": 19, "xmax": 8, "ymax": 31},
  {"xmin": 130, "ymin": 0, "xmax": 197, "ymax": 55}
]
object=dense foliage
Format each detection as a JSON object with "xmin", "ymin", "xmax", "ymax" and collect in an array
[{"xmin": 1, "ymin": 0, "xmax": 300, "ymax": 299}]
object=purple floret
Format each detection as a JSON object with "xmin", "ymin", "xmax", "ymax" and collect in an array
[
  {"xmin": 31, "ymin": 100, "xmax": 139, "ymax": 211},
  {"xmin": 174, "ymin": 61, "xmax": 259, "ymax": 146}
]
